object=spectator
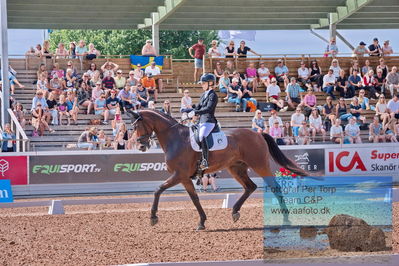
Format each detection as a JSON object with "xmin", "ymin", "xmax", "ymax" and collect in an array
[
  {"xmin": 266, "ymin": 78, "xmax": 284, "ymax": 110},
  {"xmin": 227, "ymin": 78, "xmax": 242, "ymax": 112},
  {"xmin": 36, "ymin": 63, "xmax": 48, "ymax": 81},
  {"xmin": 352, "ymin": 41, "xmax": 369, "ymax": 57},
  {"xmin": 180, "ymin": 89, "xmax": 193, "ymax": 113},
  {"xmin": 218, "ymin": 71, "xmax": 230, "ymax": 100},
  {"xmin": 101, "ymin": 60, "xmax": 119, "ymax": 78},
  {"xmin": 141, "ymin": 73, "xmax": 158, "ymax": 102},
  {"xmin": 282, "ymin": 122, "xmax": 295, "ymax": 145},
  {"xmin": 55, "ymin": 43, "xmax": 69, "ymax": 59},
  {"xmin": 148, "ymin": 100, "xmax": 156, "ymax": 110},
  {"xmin": 258, "ymin": 62, "xmax": 271, "ymax": 88},
  {"xmin": 42, "ymin": 40, "xmax": 52, "ymax": 59},
  {"xmin": 323, "ymin": 96, "xmax": 336, "ymax": 131},
  {"xmin": 309, "ymin": 60, "xmax": 323, "ymax": 89},
  {"xmin": 363, "ymin": 70, "xmax": 377, "ymax": 100},
  {"xmin": 274, "ymin": 59, "xmax": 289, "ymax": 86},
  {"xmin": 349, "ymin": 60, "xmax": 361, "ymax": 77},
  {"xmin": 25, "ymin": 46, "xmax": 36, "ymax": 57},
  {"xmin": 368, "ymin": 37, "xmax": 382, "ymax": 56},
  {"xmin": 361, "ymin": 59, "xmax": 373, "ymax": 76},
  {"xmin": 46, "ymin": 92, "xmax": 58, "ymax": 125},
  {"xmin": 268, "ymin": 109, "xmax": 283, "ymax": 127},
  {"xmin": 383, "ymin": 116, "xmax": 399, "ymax": 143},
  {"xmin": 225, "ymin": 40, "xmax": 236, "ymax": 58},
  {"xmin": 330, "ymin": 118, "xmax": 344, "ymax": 144},
  {"xmin": 329, "ymin": 59, "xmax": 341, "ymax": 79},
  {"xmin": 376, "ymin": 58, "xmax": 389, "ymax": 79},
  {"xmin": 336, "ymin": 69, "xmax": 350, "ymax": 98},
  {"xmin": 322, "ymin": 69, "xmax": 336, "ymax": 99},
  {"xmin": 270, "ymin": 120, "xmax": 286, "ymax": 145},
  {"xmin": 91, "ymin": 70, "xmax": 102, "ymax": 86},
  {"xmin": 325, "ymin": 39, "xmax": 338, "ymax": 57},
  {"xmin": 232, "ymin": 71, "xmax": 243, "ymax": 86},
  {"xmin": 374, "ymin": 69, "xmax": 385, "ymax": 98},
  {"xmin": 141, "ymin": 40, "xmax": 157, "ymax": 57},
  {"xmin": 335, "ymin": 97, "xmax": 352, "ymax": 121},
  {"xmin": 290, "ymin": 107, "xmax": 305, "ymax": 139},
  {"xmin": 129, "ymin": 86, "xmax": 141, "ymax": 110},
  {"xmin": 66, "ymin": 91, "xmax": 79, "ymax": 125},
  {"xmin": 145, "ymin": 61, "xmax": 163, "ymax": 93},
  {"xmin": 246, "ymin": 63, "xmax": 258, "ymax": 92},
  {"xmin": 77, "ymin": 82, "xmax": 92, "ymax": 115},
  {"xmin": 13, "ymin": 102, "xmax": 26, "ymax": 129},
  {"xmin": 376, "ymin": 95, "xmax": 389, "ymax": 127},
  {"xmin": 51, "ymin": 63, "xmax": 65, "ymax": 79},
  {"xmin": 285, "ymin": 77, "xmax": 302, "ymax": 110},
  {"xmin": 345, "ymin": 117, "xmax": 362, "ymax": 144},
  {"xmin": 80, "ymin": 72, "xmax": 93, "ymax": 88},
  {"xmin": 68, "ymin": 42, "xmax": 76, "ymax": 59},
  {"xmin": 208, "ymin": 40, "xmax": 221, "ymax": 58},
  {"xmin": 188, "ymin": 38, "xmax": 206, "ymax": 82},
  {"xmin": 66, "ymin": 61, "xmax": 79, "ymax": 77},
  {"xmin": 297, "ymin": 62, "xmax": 310, "ymax": 88},
  {"xmin": 75, "ymin": 40, "xmax": 88, "ymax": 61},
  {"xmin": 201, "ymin": 173, "xmax": 220, "ymax": 192},
  {"xmin": 36, "ymin": 73, "xmax": 49, "ymax": 95},
  {"xmin": 382, "ymin": 40, "xmax": 393, "ymax": 56},
  {"xmin": 34, "ymin": 44, "xmax": 42, "ymax": 57},
  {"xmin": 118, "ymin": 86, "xmax": 135, "ymax": 118},
  {"xmin": 358, "ymin": 89, "xmax": 372, "ymax": 111},
  {"xmin": 114, "ymin": 131, "xmax": 127, "ymax": 150},
  {"xmin": 385, "ymin": 66, "xmax": 399, "ymax": 97},
  {"xmin": 133, "ymin": 63, "xmax": 144, "ymax": 82},
  {"xmin": 309, "ymin": 108, "xmax": 326, "ymax": 142},
  {"xmin": 137, "ymin": 83, "xmax": 150, "ymax": 108},
  {"xmin": 302, "ymin": 88, "xmax": 317, "ymax": 117},
  {"xmin": 87, "ymin": 63, "xmax": 100, "ymax": 80},
  {"xmin": 252, "ymin": 110, "xmax": 268, "ymax": 133},
  {"xmin": 1, "ymin": 123, "xmax": 15, "ymax": 152},
  {"xmin": 213, "ymin": 61, "xmax": 224, "ymax": 84},
  {"xmin": 106, "ymin": 90, "xmax": 120, "ymax": 117},
  {"xmin": 240, "ymin": 79, "xmax": 257, "ymax": 112},
  {"xmin": 225, "ymin": 60, "xmax": 235, "ymax": 79},
  {"xmin": 127, "ymin": 70, "xmax": 138, "ymax": 88},
  {"xmin": 237, "ymin": 40, "xmax": 260, "ymax": 58},
  {"xmin": 298, "ymin": 120, "xmax": 311, "ymax": 145},
  {"xmin": 97, "ymin": 130, "xmax": 111, "ymax": 150},
  {"xmin": 94, "ymin": 93, "xmax": 109, "ymax": 125},
  {"xmin": 387, "ymin": 94, "xmax": 399, "ymax": 120},
  {"xmin": 112, "ymin": 109, "xmax": 124, "ymax": 136},
  {"xmin": 32, "ymin": 103, "xmax": 54, "ymax": 136},
  {"xmin": 65, "ymin": 68, "xmax": 77, "ymax": 93},
  {"xmin": 160, "ymin": 100, "xmax": 171, "ymax": 116},
  {"xmin": 92, "ymin": 81, "xmax": 104, "ymax": 103},
  {"xmin": 350, "ymin": 96, "xmax": 366, "ymax": 123},
  {"xmin": 86, "ymin": 43, "xmax": 100, "ymax": 60},
  {"xmin": 77, "ymin": 127, "xmax": 96, "ymax": 150},
  {"xmin": 348, "ymin": 69, "xmax": 363, "ymax": 95},
  {"xmin": 114, "ymin": 70, "xmax": 126, "ymax": 91},
  {"xmin": 369, "ymin": 116, "xmax": 385, "ymax": 143},
  {"xmin": 31, "ymin": 90, "xmax": 49, "ymax": 113},
  {"xmin": 102, "ymin": 71, "xmax": 116, "ymax": 92}
]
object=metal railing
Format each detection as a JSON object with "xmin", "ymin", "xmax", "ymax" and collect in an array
[{"xmin": 7, "ymin": 108, "xmax": 29, "ymax": 152}]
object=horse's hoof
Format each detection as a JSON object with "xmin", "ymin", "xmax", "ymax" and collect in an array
[
  {"xmin": 232, "ymin": 212, "xmax": 240, "ymax": 222},
  {"xmin": 150, "ymin": 217, "xmax": 158, "ymax": 226},
  {"xmin": 196, "ymin": 225, "xmax": 206, "ymax": 231}
]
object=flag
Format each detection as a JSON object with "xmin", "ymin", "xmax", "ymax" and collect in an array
[
  {"xmin": 218, "ymin": 30, "xmax": 256, "ymax": 41},
  {"xmin": 130, "ymin": 55, "xmax": 164, "ymax": 70}
]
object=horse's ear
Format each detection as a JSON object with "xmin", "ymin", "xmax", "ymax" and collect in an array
[{"xmin": 132, "ymin": 111, "xmax": 142, "ymax": 120}]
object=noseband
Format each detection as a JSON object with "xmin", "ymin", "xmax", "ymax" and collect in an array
[{"xmin": 131, "ymin": 115, "xmax": 154, "ymax": 146}]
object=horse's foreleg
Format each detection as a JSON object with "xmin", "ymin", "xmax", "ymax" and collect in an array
[
  {"xmin": 227, "ymin": 163, "xmax": 257, "ymax": 222},
  {"xmin": 150, "ymin": 174, "xmax": 180, "ymax": 226},
  {"xmin": 181, "ymin": 179, "xmax": 207, "ymax": 231}
]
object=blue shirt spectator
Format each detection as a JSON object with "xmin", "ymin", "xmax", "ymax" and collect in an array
[{"xmin": 31, "ymin": 92, "xmax": 48, "ymax": 111}]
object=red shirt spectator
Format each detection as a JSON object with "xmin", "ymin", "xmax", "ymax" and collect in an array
[{"xmin": 190, "ymin": 41, "xmax": 205, "ymax": 59}]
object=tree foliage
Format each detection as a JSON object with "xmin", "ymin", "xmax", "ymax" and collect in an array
[{"xmin": 49, "ymin": 29, "xmax": 219, "ymax": 59}]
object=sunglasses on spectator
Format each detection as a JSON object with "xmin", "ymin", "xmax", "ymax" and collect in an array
[
  {"xmin": 117, "ymin": 72, "xmax": 122, "ymax": 74},
  {"xmin": 129, "ymin": 74, "xmax": 134, "ymax": 75}
]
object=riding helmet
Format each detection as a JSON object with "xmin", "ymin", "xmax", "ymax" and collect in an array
[{"xmin": 200, "ymin": 73, "xmax": 216, "ymax": 83}]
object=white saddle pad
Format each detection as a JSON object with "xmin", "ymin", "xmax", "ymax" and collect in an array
[{"xmin": 189, "ymin": 130, "xmax": 228, "ymax": 152}]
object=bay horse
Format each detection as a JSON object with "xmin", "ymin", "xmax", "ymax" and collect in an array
[{"xmin": 131, "ymin": 110, "xmax": 309, "ymax": 230}]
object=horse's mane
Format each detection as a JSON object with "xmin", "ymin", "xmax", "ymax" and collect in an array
[{"xmin": 142, "ymin": 109, "xmax": 180, "ymax": 126}]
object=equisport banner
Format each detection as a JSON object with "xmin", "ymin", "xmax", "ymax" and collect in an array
[{"xmin": 0, "ymin": 156, "xmax": 28, "ymax": 185}]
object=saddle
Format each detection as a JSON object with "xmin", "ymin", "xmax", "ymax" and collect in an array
[{"xmin": 189, "ymin": 124, "xmax": 228, "ymax": 152}]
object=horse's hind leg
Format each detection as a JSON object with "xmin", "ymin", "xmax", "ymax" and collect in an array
[
  {"xmin": 227, "ymin": 162, "xmax": 257, "ymax": 222},
  {"xmin": 181, "ymin": 179, "xmax": 207, "ymax": 231},
  {"xmin": 150, "ymin": 174, "xmax": 180, "ymax": 226}
]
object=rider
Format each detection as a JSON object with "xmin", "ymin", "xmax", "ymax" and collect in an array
[{"xmin": 193, "ymin": 73, "xmax": 218, "ymax": 170}]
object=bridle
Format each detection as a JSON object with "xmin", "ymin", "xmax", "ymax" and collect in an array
[{"xmin": 131, "ymin": 112, "xmax": 154, "ymax": 149}]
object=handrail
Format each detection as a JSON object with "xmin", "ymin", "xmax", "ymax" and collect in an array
[{"xmin": 7, "ymin": 108, "xmax": 29, "ymax": 152}]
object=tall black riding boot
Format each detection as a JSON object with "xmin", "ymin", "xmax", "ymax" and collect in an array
[{"xmin": 200, "ymin": 138, "xmax": 209, "ymax": 170}]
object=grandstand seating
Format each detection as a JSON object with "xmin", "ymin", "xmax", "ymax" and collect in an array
[{"xmin": 9, "ymin": 56, "xmax": 399, "ymax": 151}]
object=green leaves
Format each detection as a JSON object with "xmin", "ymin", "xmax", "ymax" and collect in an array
[{"xmin": 49, "ymin": 29, "xmax": 219, "ymax": 58}]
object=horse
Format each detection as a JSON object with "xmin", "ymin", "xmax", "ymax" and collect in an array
[{"xmin": 131, "ymin": 109, "xmax": 309, "ymax": 230}]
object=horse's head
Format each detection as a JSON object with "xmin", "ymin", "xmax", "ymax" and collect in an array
[{"xmin": 131, "ymin": 111, "xmax": 153, "ymax": 152}]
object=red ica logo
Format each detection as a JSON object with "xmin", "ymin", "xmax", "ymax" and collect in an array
[{"xmin": 329, "ymin": 151, "xmax": 367, "ymax": 172}]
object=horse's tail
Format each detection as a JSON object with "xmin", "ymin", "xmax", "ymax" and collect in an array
[{"xmin": 261, "ymin": 133, "xmax": 310, "ymax": 177}]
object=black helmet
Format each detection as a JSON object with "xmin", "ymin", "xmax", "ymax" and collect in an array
[{"xmin": 200, "ymin": 73, "xmax": 216, "ymax": 83}]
